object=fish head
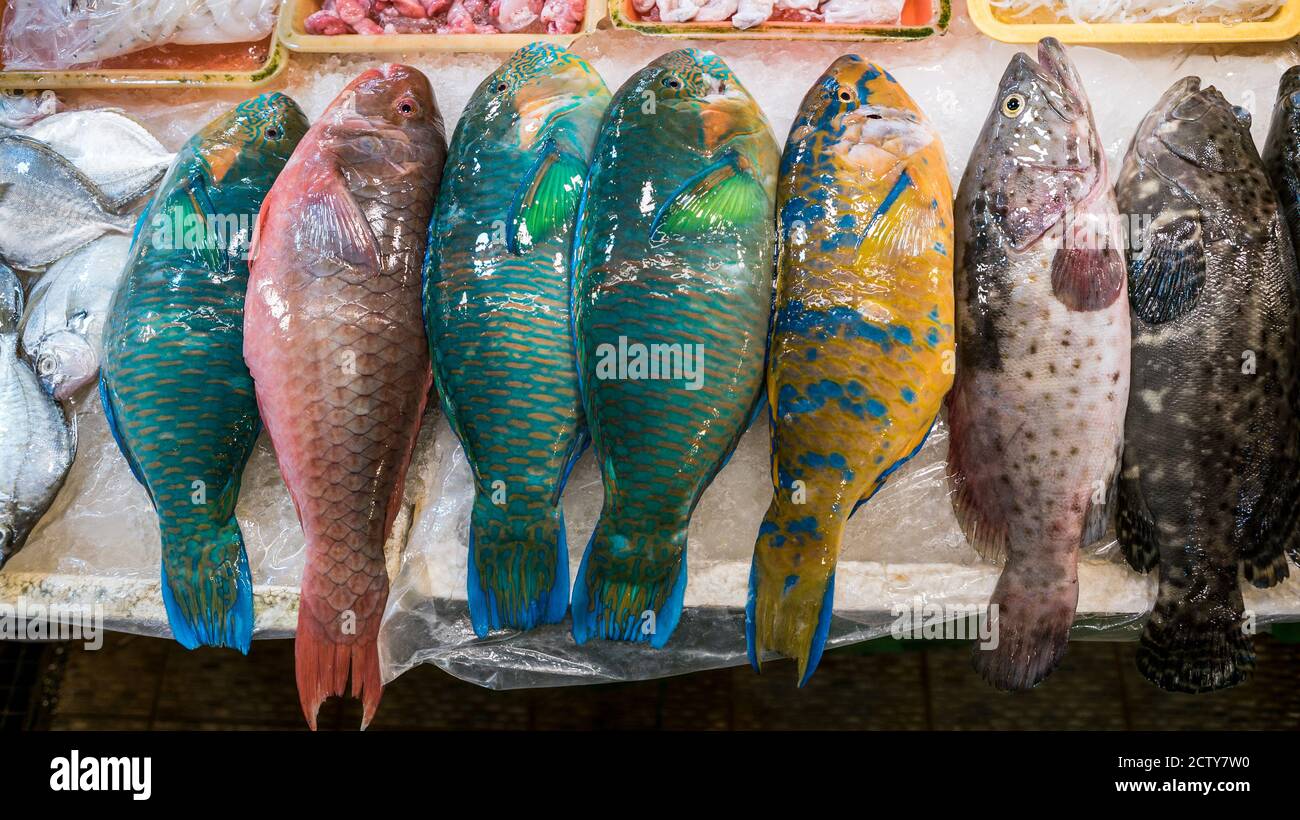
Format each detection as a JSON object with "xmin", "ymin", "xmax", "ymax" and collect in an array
[
  {"xmin": 789, "ymin": 55, "xmax": 937, "ymax": 182},
  {"xmin": 0, "ymin": 88, "xmax": 57, "ymax": 129},
  {"xmin": 641, "ymin": 49, "xmax": 768, "ymax": 151},
  {"xmin": 31, "ymin": 329, "xmax": 97, "ymax": 400},
  {"xmin": 1140, "ymin": 77, "xmax": 1254, "ymax": 175},
  {"xmin": 318, "ymin": 64, "xmax": 445, "ymax": 174},
  {"xmin": 973, "ymin": 37, "xmax": 1101, "ymax": 251},
  {"xmin": 192, "ymin": 93, "xmax": 309, "ymax": 187},
  {"xmin": 474, "ymin": 43, "xmax": 609, "ymax": 151}
]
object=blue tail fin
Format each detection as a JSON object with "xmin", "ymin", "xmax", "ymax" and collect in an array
[
  {"xmin": 467, "ymin": 492, "xmax": 569, "ymax": 637},
  {"xmin": 571, "ymin": 516, "xmax": 688, "ymax": 648},
  {"xmin": 159, "ymin": 516, "xmax": 253, "ymax": 653}
]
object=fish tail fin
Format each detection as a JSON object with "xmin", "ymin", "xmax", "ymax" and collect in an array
[
  {"xmin": 973, "ymin": 557, "xmax": 1077, "ymax": 691},
  {"xmin": 294, "ymin": 608, "xmax": 383, "ymax": 731},
  {"xmin": 466, "ymin": 492, "xmax": 569, "ymax": 637},
  {"xmin": 1138, "ymin": 558, "xmax": 1253, "ymax": 693},
  {"xmin": 570, "ymin": 514, "xmax": 688, "ymax": 647},
  {"xmin": 746, "ymin": 499, "xmax": 839, "ymax": 687},
  {"xmin": 158, "ymin": 517, "xmax": 253, "ymax": 654}
]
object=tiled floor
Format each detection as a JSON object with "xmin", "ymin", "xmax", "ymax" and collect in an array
[{"xmin": 7, "ymin": 632, "xmax": 1298, "ymax": 730}]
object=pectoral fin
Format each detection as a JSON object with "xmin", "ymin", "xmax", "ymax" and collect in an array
[
  {"xmin": 300, "ymin": 167, "xmax": 381, "ymax": 270},
  {"xmin": 855, "ymin": 168, "xmax": 948, "ymax": 267},
  {"xmin": 178, "ymin": 171, "xmax": 228, "ymax": 273},
  {"xmin": 1128, "ymin": 214, "xmax": 1205, "ymax": 324},
  {"xmin": 506, "ymin": 137, "xmax": 587, "ymax": 254},
  {"xmin": 652, "ymin": 148, "xmax": 768, "ymax": 237}
]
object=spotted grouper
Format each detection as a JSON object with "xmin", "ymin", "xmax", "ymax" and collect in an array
[
  {"xmin": 1116, "ymin": 76, "xmax": 1300, "ymax": 692},
  {"xmin": 947, "ymin": 38, "xmax": 1130, "ymax": 690}
]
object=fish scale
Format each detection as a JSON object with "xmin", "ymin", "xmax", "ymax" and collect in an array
[
  {"xmin": 747, "ymin": 58, "xmax": 955, "ymax": 685},
  {"xmin": 101, "ymin": 93, "xmax": 309, "ymax": 653},
  {"xmin": 245, "ymin": 65, "xmax": 445, "ymax": 730},
  {"xmin": 571, "ymin": 49, "xmax": 778, "ymax": 646},
  {"xmin": 426, "ymin": 44, "xmax": 609, "ymax": 636}
]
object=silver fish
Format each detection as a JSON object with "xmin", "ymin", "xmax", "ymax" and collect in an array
[
  {"xmin": 0, "ymin": 136, "xmax": 133, "ymax": 270},
  {"xmin": 0, "ymin": 263, "xmax": 75, "ymax": 568},
  {"xmin": 20, "ymin": 234, "xmax": 132, "ymax": 399},
  {"xmin": 0, "ymin": 89, "xmax": 57, "ymax": 130},
  {"xmin": 18, "ymin": 110, "xmax": 173, "ymax": 211}
]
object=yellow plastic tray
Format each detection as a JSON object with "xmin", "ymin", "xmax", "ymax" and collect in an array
[
  {"xmin": 609, "ymin": 0, "xmax": 949, "ymax": 39},
  {"xmin": 0, "ymin": 0, "xmax": 289, "ymax": 89},
  {"xmin": 968, "ymin": 0, "xmax": 1300, "ymax": 43},
  {"xmin": 278, "ymin": 0, "xmax": 604, "ymax": 53},
  {"xmin": 0, "ymin": 41, "xmax": 288, "ymax": 90}
]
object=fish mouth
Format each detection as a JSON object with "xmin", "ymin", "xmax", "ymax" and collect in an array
[
  {"xmin": 1004, "ymin": 38, "xmax": 1088, "ymax": 121},
  {"xmin": 1155, "ymin": 76, "xmax": 1204, "ymax": 118},
  {"xmin": 515, "ymin": 93, "xmax": 582, "ymax": 148},
  {"xmin": 832, "ymin": 105, "xmax": 935, "ymax": 176}
]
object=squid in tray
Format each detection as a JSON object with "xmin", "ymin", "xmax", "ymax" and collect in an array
[
  {"xmin": 570, "ymin": 49, "xmax": 778, "ymax": 647},
  {"xmin": 100, "ymin": 93, "xmax": 309, "ymax": 652},
  {"xmin": 424, "ymin": 44, "xmax": 610, "ymax": 637},
  {"xmin": 747, "ymin": 58, "xmax": 955, "ymax": 685}
]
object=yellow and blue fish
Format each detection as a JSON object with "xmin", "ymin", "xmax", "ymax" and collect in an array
[{"xmin": 746, "ymin": 57, "xmax": 955, "ymax": 684}]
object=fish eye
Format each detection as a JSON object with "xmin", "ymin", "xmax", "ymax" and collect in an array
[
  {"xmin": 264, "ymin": 126, "xmax": 281, "ymax": 139},
  {"xmin": 3, "ymin": 89, "xmax": 24, "ymax": 98},
  {"xmin": 662, "ymin": 76, "xmax": 682, "ymax": 90},
  {"xmin": 496, "ymin": 81, "xmax": 508, "ymax": 93},
  {"xmin": 837, "ymin": 89, "xmax": 853, "ymax": 103},
  {"xmin": 395, "ymin": 95, "xmax": 419, "ymax": 118},
  {"xmin": 1001, "ymin": 92, "xmax": 1026, "ymax": 118}
]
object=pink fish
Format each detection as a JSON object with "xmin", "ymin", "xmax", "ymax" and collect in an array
[{"xmin": 245, "ymin": 65, "xmax": 447, "ymax": 729}]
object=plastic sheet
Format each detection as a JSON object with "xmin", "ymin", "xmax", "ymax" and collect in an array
[
  {"xmin": 2, "ymin": 0, "xmax": 278, "ymax": 69},
  {"xmin": 7, "ymin": 13, "xmax": 1300, "ymax": 691}
]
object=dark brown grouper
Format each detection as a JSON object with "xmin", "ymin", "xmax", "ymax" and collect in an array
[
  {"xmin": 1117, "ymin": 76, "xmax": 1300, "ymax": 693},
  {"xmin": 948, "ymin": 38, "xmax": 1131, "ymax": 691}
]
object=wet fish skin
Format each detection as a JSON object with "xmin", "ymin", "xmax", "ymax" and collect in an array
[
  {"xmin": 570, "ymin": 49, "xmax": 778, "ymax": 647},
  {"xmin": 747, "ymin": 58, "xmax": 955, "ymax": 685},
  {"xmin": 0, "ymin": 263, "xmax": 75, "ymax": 567},
  {"xmin": 1118, "ymin": 76, "xmax": 1300, "ymax": 693},
  {"xmin": 424, "ymin": 44, "xmax": 610, "ymax": 637},
  {"xmin": 0, "ymin": 136, "xmax": 133, "ymax": 270},
  {"xmin": 20, "ymin": 234, "xmax": 132, "ymax": 399},
  {"xmin": 947, "ymin": 38, "xmax": 1130, "ymax": 690},
  {"xmin": 0, "ymin": 89, "xmax": 57, "ymax": 129},
  {"xmin": 245, "ymin": 65, "xmax": 445, "ymax": 730},
  {"xmin": 17, "ymin": 109, "xmax": 174, "ymax": 211},
  {"xmin": 101, "ymin": 93, "xmax": 310, "ymax": 653}
]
